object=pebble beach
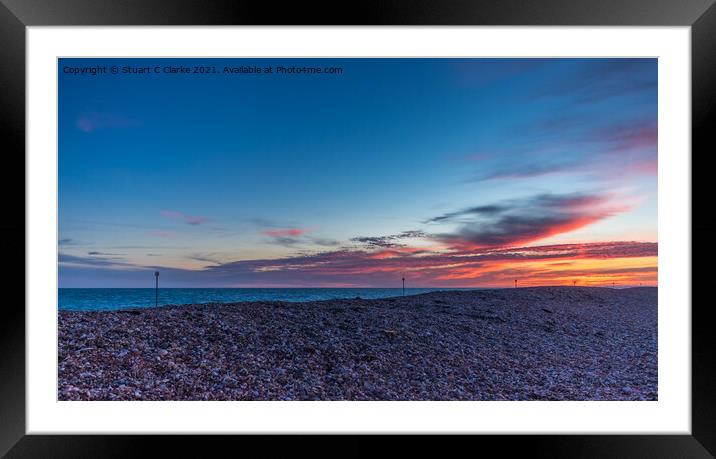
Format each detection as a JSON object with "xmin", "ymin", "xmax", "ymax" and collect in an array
[{"xmin": 58, "ymin": 286, "xmax": 657, "ymax": 401}]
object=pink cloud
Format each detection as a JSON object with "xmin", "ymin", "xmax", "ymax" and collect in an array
[
  {"xmin": 263, "ymin": 228, "xmax": 306, "ymax": 237},
  {"xmin": 76, "ymin": 113, "xmax": 140, "ymax": 133},
  {"xmin": 161, "ymin": 210, "xmax": 208, "ymax": 225},
  {"xmin": 76, "ymin": 117, "xmax": 95, "ymax": 133},
  {"xmin": 628, "ymin": 159, "xmax": 657, "ymax": 175},
  {"xmin": 593, "ymin": 121, "xmax": 657, "ymax": 153}
]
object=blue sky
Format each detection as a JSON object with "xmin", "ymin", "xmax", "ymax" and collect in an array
[{"xmin": 58, "ymin": 58, "xmax": 658, "ymax": 287}]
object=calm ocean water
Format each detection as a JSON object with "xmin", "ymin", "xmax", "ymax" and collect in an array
[{"xmin": 58, "ymin": 288, "xmax": 476, "ymax": 311}]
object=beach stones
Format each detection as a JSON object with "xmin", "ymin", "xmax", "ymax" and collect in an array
[{"xmin": 57, "ymin": 286, "xmax": 658, "ymax": 401}]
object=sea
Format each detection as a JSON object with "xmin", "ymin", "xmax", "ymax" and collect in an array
[{"xmin": 58, "ymin": 287, "xmax": 476, "ymax": 311}]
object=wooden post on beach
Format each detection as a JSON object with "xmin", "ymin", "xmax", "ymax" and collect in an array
[
  {"xmin": 514, "ymin": 279, "xmax": 517, "ymax": 288},
  {"xmin": 155, "ymin": 271, "xmax": 159, "ymax": 307},
  {"xmin": 573, "ymin": 280, "xmax": 576, "ymax": 287},
  {"xmin": 402, "ymin": 277, "xmax": 405, "ymax": 296}
]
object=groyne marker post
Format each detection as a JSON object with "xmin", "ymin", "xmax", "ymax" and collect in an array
[
  {"xmin": 155, "ymin": 271, "xmax": 159, "ymax": 307},
  {"xmin": 402, "ymin": 277, "xmax": 405, "ymax": 296}
]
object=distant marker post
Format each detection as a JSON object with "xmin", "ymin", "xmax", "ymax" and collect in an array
[
  {"xmin": 402, "ymin": 277, "xmax": 405, "ymax": 296},
  {"xmin": 155, "ymin": 271, "xmax": 160, "ymax": 307},
  {"xmin": 514, "ymin": 279, "xmax": 517, "ymax": 288}
]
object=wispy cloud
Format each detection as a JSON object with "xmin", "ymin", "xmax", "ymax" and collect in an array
[
  {"xmin": 59, "ymin": 253, "xmax": 136, "ymax": 269},
  {"xmin": 427, "ymin": 206, "xmax": 506, "ymax": 223},
  {"xmin": 479, "ymin": 160, "xmax": 579, "ymax": 181},
  {"xmin": 76, "ymin": 112, "xmax": 140, "ymax": 133},
  {"xmin": 461, "ymin": 60, "xmax": 656, "ymax": 185},
  {"xmin": 588, "ymin": 119, "xmax": 657, "ymax": 153},
  {"xmin": 186, "ymin": 253, "xmax": 222, "ymax": 264},
  {"xmin": 160, "ymin": 210, "xmax": 208, "ymax": 225},
  {"xmin": 469, "ymin": 117, "xmax": 657, "ymax": 182},
  {"xmin": 532, "ymin": 59, "xmax": 657, "ymax": 105},
  {"xmin": 309, "ymin": 237, "xmax": 341, "ymax": 247},
  {"xmin": 147, "ymin": 231, "xmax": 177, "ymax": 238},
  {"xmin": 350, "ymin": 230, "xmax": 427, "ymax": 249},
  {"xmin": 451, "ymin": 59, "xmax": 555, "ymax": 87}
]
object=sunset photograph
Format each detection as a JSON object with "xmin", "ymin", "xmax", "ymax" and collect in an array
[{"xmin": 57, "ymin": 57, "xmax": 657, "ymax": 401}]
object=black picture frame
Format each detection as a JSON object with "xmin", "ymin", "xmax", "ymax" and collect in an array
[{"xmin": 2, "ymin": 0, "xmax": 714, "ymax": 457}]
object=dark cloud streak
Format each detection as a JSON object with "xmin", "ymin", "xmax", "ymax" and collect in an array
[
  {"xmin": 351, "ymin": 230, "xmax": 428, "ymax": 248},
  {"xmin": 428, "ymin": 192, "xmax": 621, "ymax": 248}
]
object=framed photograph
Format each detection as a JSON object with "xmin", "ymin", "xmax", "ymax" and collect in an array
[{"xmin": 4, "ymin": 0, "xmax": 715, "ymax": 456}]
